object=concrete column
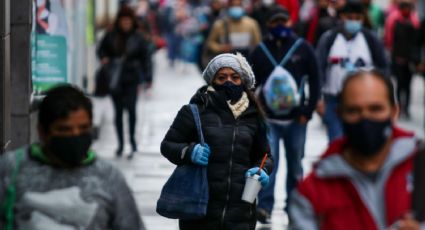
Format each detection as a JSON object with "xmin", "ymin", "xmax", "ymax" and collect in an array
[
  {"xmin": 9, "ymin": 0, "xmax": 32, "ymax": 150},
  {"xmin": 0, "ymin": 0, "xmax": 11, "ymax": 153}
]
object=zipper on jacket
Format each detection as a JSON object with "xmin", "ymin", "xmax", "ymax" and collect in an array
[{"xmin": 220, "ymin": 123, "xmax": 238, "ymax": 229}]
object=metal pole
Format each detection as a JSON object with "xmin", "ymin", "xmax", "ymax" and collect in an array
[
  {"xmin": 0, "ymin": 0, "xmax": 11, "ymax": 154},
  {"xmin": 9, "ymin": 0, "xmax": 32, "ymax": 150}
]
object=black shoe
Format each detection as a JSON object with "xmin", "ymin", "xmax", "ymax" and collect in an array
[
  {"xmin": 127, "ymin": 151, "xmax": 136, "ymax": 160},
  {"xmin": 115, "ymin": 148, "xmax": 123, "ymax": 158},
  {"xmin": 256, "ymin": 208, "xmax": 271, "ymax": 224}
]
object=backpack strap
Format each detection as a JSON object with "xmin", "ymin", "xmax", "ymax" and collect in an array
[
  {"xmin": 189, "ymin": 104, "xmax": 205, "ymax": 146},
  {"xmin": 298, "ymin": 75, "xmax": 308, "ymax": 95},
  {"xmin": 3, "ymin": 148, "xmax": 25, "ymax": 230},
  {"xmin": 279, "ymin": 38, "xmax": 304, "ymax": 66},
  {"xmin": 259, "ymin": 42, "xmax": 279, "ymax": 67}
]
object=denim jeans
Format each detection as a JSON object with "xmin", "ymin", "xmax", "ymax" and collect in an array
[
  {"xmin": 323, "ymin": 95, "xmax": 343, "ymax": 142},
  {"xmin": 257, "ymin": 120, "xmax": 307, "ymax": 214}
]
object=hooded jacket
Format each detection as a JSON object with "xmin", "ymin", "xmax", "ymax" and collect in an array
[
  {"xmin": 161, "ymin": 86, "xmax": 272, "ymax": 229},
  {"xmin": 288, "ymin": 127, "xmax": 424, "ymax": 229}
]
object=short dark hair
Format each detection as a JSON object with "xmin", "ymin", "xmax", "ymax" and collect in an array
[
  {"xmin": 339, "ymin": 69, "xmax": 397, "ymax": 107},
  {"xmin": 339, "ymin": 0, "xmax": 364, "ymax": 15},
  {"xmin": 38, "ymin": 85, "xmax": 93, "ymax": 133}
]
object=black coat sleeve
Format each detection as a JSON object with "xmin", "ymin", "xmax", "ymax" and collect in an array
[
  {"xmin": 160, "ymin": 105, "xmax": 199, "ymax": 165},
  {"xmin": 249, "ymin": 120, "xmax": 273, "ymax": 174},
  {"xmin": 298, "ymin": 42, "xmax": 321, "ymax": 120},
  {"xmin": 369, "ymin": 32, "xmax": 389, "ymax": 75},
  {"xmin": 97, "ymin": 32, "xmax": 113, "ymax": 59},
  {"xmin": 315, "ymin": 30, "xmax": 333, "ymax": 89}
]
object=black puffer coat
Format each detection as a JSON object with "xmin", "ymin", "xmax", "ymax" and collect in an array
[{"xmin": 161, "ymin": 86, "xmax": 273, "ymax": 230}]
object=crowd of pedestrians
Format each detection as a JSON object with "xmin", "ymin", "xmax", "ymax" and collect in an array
[{"xmin": 1, "ymin": 0, "xmax": 425, "ymax": 229}]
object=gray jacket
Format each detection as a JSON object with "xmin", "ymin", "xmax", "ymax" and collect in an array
[{"xmin": 0, "ymin": 146, "xmax": 145, "ymax": 230}]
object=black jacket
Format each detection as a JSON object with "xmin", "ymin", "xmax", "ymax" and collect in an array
[
  {"xmin": 250, "ymin": 35, "xmax": 321, "ymax": 121},
  {"xmin": 97, "ymin": 30, "xmax": 149, "ymax": 86},
  {"xmin": 161, "ymin": 86, "xmax": 272, "ymax": 230}
]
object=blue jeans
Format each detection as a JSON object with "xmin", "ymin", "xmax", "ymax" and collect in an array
[
  {"xmin": 257, "ymin": 121, "xmax": 307, "ymax": 213},
  {"xmin": 323, "ymin": 95, "xmax": 343, "ymax": 142}
]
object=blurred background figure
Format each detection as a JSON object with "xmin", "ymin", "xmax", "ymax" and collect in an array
[
  {"xmin": 197, "ymin": 0, "xmax": 225, "ymax": 70},
  {"xmin": 361, "ymin": 0, "xmax": 385, "ymax": 36},
  {"xmin": 297, "ymin": 0, "xmax": 338, "ymax": 46},
  {"xmin": 384, "ymin": 0, "xmax": 421, "ymax": 119},
  {"xmin": 202, "ymin": 0, "xmax": 262, "ymax": 67},
  {"xmin": 135, "ymin": 0, "xmax": 166, "ymax": 92},
  {"xmin": 97, "ymin": 6, "xmax": 150, "ymax": 158},
  {"xmin": 316, "ymin": 0, "xmax": 388, "ymax": 142},
  {"xmin": 250, "ymin": 0, "xmax": 276, "ymax": 37}
]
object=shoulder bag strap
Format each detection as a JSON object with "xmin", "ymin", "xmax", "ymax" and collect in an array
[
  {"xmin": 189, "ymin": 104, "xmax": 205, "ymax": 146},
  {"xmin": 223, "ymin": 19, "xmax": 230, "ymax": 44},
  {"xmin": 279, "ymin": 38, "xmax": 304, "ymax": 67},
  {"xmin": 4, "ymin": 148, "xmax": 25, "ymax": 230}
]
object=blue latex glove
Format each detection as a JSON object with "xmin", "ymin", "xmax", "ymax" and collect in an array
[
  {"xmin": 245, "ymin": 167, "xmax": 269, "ymax": 187},
  {"xmin": 191, "ymin": 144, "xmax": 211, "ymax": 166}
]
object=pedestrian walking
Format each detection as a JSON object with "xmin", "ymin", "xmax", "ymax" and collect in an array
[
  {"xmin": 97, "ymin": 6, "xmax": 150, "ymax": 158},
  {"xmin": 0, "ymin": 85, "xmax": 144, "ymax": 229},
  {"xmin": 316, "ymin": 0, "xmax": 388, "ymax": 142},
  {"xmin": 384, "ymin": 0, "xmax": 421, "ymax": 119},
  {"xmin": 203, "ymin": 0, "xmax": 261, "ymax": 67},
  {"xmin": 289, "ymin": 69, "xmax": 423, "ymax": 230},
  {"xmin": 249, "ymin": 5, "xmax": 320, "ymax": 223},
  {"xmin": 160, "ymin": 53, "xmax": 273, "ymax": 230}
]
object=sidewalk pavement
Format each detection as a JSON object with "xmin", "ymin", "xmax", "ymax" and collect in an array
[{"xmin": 91, "ymin": 50, "xmax": 425, "ymax": 230}]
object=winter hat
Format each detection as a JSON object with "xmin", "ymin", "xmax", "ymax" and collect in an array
[{"xmin": 202, "ymin": 53, "xmax": 256, "ymax": 89}]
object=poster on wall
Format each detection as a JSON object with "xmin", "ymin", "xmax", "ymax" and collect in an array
[{"xmin": 32, "ymin": 0, "xmax": 69, "ymax": 94}]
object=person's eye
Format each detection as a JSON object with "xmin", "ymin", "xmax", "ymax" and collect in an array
[
  {"xmin": 232, "ymin": 75, "xmax": 241, "ymax": 81},
  {"xmin": 217, "ymin": 76, "xmax": 226, "ymax": 81},
  {"xmin": 369, "ymin": 105, "xmax": 384, "ymax": 113}
]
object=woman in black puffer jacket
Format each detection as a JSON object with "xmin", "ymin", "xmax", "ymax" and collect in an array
[{"xmin": 161, "ymin": 53, "xmax": 273, "ymax": 230}]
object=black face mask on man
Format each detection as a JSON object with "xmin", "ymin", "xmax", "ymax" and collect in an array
[
  {"xmin": 343, "ymin": 118, "xmax": 392, "ymax": 156},
  {"xmin": 48, "ymin": 133, "xmax": 92, "ymax": 167},
  {"xmin": 213, "ymin": 81, "xmax": 244, "ymax": 103}
]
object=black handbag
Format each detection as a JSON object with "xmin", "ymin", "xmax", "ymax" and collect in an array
[{"xmin": 156, "ymin": 104, "xmax": 209, "ymax": 219}]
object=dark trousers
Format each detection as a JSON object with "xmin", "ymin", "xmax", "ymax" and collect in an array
[
  {"xmin": 111, "ymin": 84, "xmax": 138, "ymax": 152},
  {"xmin": 393, "ymin": 62, "xmax": 413, "ymax": 115}
]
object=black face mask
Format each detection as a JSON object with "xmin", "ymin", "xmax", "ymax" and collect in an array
[
  {"xmin": 343, "ymin": 118, "xmax": 393, "ymax": 156},
  {"xmin": 213, "ymin": 81, "xmax": 244, "ymax": 103},
  {"xmin": 48, "ymin": 133, "xmax": 92, "ymax": 167}
]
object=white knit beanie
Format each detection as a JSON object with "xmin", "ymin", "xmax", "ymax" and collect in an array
[{"xmin": 202, "ymin": 53, "xmax": 256, "ymax": 89}]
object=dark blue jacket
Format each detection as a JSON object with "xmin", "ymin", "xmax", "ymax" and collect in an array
[{"xmin": 250, "ymin": 35, "xmax": 321, "ymax": 121}]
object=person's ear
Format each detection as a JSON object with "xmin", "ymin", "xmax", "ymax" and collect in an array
[
  {"xmin": 391, "ymin": 105, "xmax": 400, "ymax": 123},
  {"xmin": 286, "ymin": 19, "xmax": 292, "ymax": 27}
]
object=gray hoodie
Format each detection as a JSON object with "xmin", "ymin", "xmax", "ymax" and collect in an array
[{"xmin": 0, "ymin": 145, "xmax": 145, "ymax": 230}]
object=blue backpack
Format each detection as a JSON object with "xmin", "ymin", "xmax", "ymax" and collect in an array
[{"xmin": 260, "ymin": 39, "xmax": 307, "ymax": 115}]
